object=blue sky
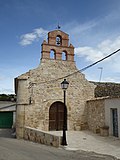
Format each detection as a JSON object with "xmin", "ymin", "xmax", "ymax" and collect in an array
[{"xmin": 0, "ymin": 0, "xmax": 120, "ymax": 94}]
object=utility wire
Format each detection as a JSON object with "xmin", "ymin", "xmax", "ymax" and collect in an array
[
  {"xmin": 45, "ymin": 49, "xmax": 120, "ymax": 83},
  {"xmin": 31, "ymin": 49, "xmax": 120, "ymax": 86}
]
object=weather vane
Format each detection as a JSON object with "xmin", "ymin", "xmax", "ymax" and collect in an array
[{"xmin": 56, "ymin": 22, "xmax": 61, "ymax": 30}]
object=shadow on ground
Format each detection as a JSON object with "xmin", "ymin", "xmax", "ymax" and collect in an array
[{"xmin": 0, "ymin": 129, "xmax": 15, "ymax": 138}]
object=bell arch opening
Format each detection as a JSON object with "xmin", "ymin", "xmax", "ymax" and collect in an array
[
  {"xmin": 49, "ymin": 101, "xmax": 67, "ymax": 131},
  {"xmin": 56, "ymin": 35, "xmax": 62, "ymax": 46},
  {"xmin": 62, "ymin": 51, "xmax": 67, "ymax": 60},
  {"xmin": 50, "ymin": 49, "xmax": 56, "ymax": 59}
]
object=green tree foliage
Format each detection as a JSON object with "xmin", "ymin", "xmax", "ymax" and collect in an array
[{"xmin": 0, "ymin": 94, "xmax": 16, "ymax": 101}]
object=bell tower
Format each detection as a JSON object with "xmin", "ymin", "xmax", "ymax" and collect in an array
[{"xmin": 41, "ymin": 30, "xmax": 74, "ymax": 61}]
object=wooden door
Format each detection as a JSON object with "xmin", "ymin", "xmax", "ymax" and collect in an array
[{"xmin": 49, "ymin": 102, "xmax": 65, "ymax": 131}]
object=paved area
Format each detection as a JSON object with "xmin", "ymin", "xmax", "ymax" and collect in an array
[
  {"xmin": 0, "ymin": 129, "xmax": 117, "ymax": 160},
  {"xmin": 0, "ymin": 129, "xmax": 13, "ymax": 138},
  {"xmin": 50, "ymin": 130, "xmax": 120, "ymax": 159}
]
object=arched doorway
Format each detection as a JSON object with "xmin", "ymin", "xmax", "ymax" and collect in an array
[{"xmin": 49, "ymin": 101, "xmax": 67, "ymax": 131}]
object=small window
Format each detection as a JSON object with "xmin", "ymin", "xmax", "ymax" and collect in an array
[
  {"xmin": 56, "ymin": 36, "xmax": 62, "ymax": 46},
  {"xmin": 50, "ymin": 50, "xmax": 56, "ymax": 59},
  {"xmin": 62, "ymin": 51, "xmax": 67, "ymax": 60}
]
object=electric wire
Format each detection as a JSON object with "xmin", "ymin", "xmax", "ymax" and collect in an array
[
  {"xmin": 44, "ymin": 49, "xmax": 120, "ymax": 83},
  {"xmin": 30, "ymin": 49, "xmax": 120, "ymax": 86}
]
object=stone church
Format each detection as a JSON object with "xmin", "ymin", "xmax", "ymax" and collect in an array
[{"xmin": 15, "ymin": 29, "xmax": 95, "ymax": 139}]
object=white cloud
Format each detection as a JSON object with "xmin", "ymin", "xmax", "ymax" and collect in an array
[
  {"xmin": 63, "ymin": 20, "xmax": 98, "ymax": 39},
  {"xmin": 75, "ymin": 36, "xmax": 120, "ymax": 62},
  {"xmin": 75, "ymin": 46, "xmax": 104, "ymax": 62},
  {"xmin": 67, "ymin": 20, "xmax": 98, "ymax": 34},
  {"xmin": 0, "ymin": 88, "xmax": 14, "ymax": 94},
  {"xmin": 20, "ymin": 27, "xmax": 48, "ymax": 46},
  {"xmin": 103, "ymin": 77, "xmax": 117, "ymax": 82},
  {"xmin": 0, "ymin": 76, "xmax": 4, "ymax": 81}
]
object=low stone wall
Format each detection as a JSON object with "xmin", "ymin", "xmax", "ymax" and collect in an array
[{"xmin": 24, "ymin": 127, "xmax": 62, "ymax": 147}]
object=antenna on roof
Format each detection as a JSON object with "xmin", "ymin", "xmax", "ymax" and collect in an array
[{"xmin": 98, "ymin": 67, "xmax": 103, "ymax": 82}]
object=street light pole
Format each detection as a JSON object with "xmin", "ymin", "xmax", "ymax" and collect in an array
[
  {"xmin": 61, "ymin": 79, "xmax": 69, "ymax": 146},
  {"xmin": 62, "ymin": 89, "xmax": 67, "ymax": 145}
]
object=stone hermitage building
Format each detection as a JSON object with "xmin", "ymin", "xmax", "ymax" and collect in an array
[{"xmin": 15, "ymin": 29, "xmax": 95, "ymax": 139}]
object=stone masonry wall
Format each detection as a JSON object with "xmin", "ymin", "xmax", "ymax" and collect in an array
[
  {"xmin": 16, "ymin": 59, "xmax": 95, "ymax": 137},
  {"xmin": 24, "ymin": 127, "xmax": 62, "ymax": 147},
  {"xmin": 86, "ymin": 98, "xmax": 105, "ymax": 133},
  {"xmin": 16, "ymin": 79, "xmax": 30, "ymax": 138},
  {"xmin": 27, "ymin": 59, "xmax": 95, "ymax": 130},
  {"xmin": 16, "ymin": 29, "xmax": 95, "ymax": 138}
]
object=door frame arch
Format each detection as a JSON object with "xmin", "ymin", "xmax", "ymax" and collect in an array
[{"xmin": 49, "ymin": 101, "xmax": 67, "ymax": 131}]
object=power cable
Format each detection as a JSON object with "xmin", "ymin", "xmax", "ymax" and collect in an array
[
  {"xmin": 30, "ymin": 49, "xmax": 120, "ymax": 86},
  {"xmin": 43, "ymin": 48, "xmax": 120, "ymax": 84}
]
